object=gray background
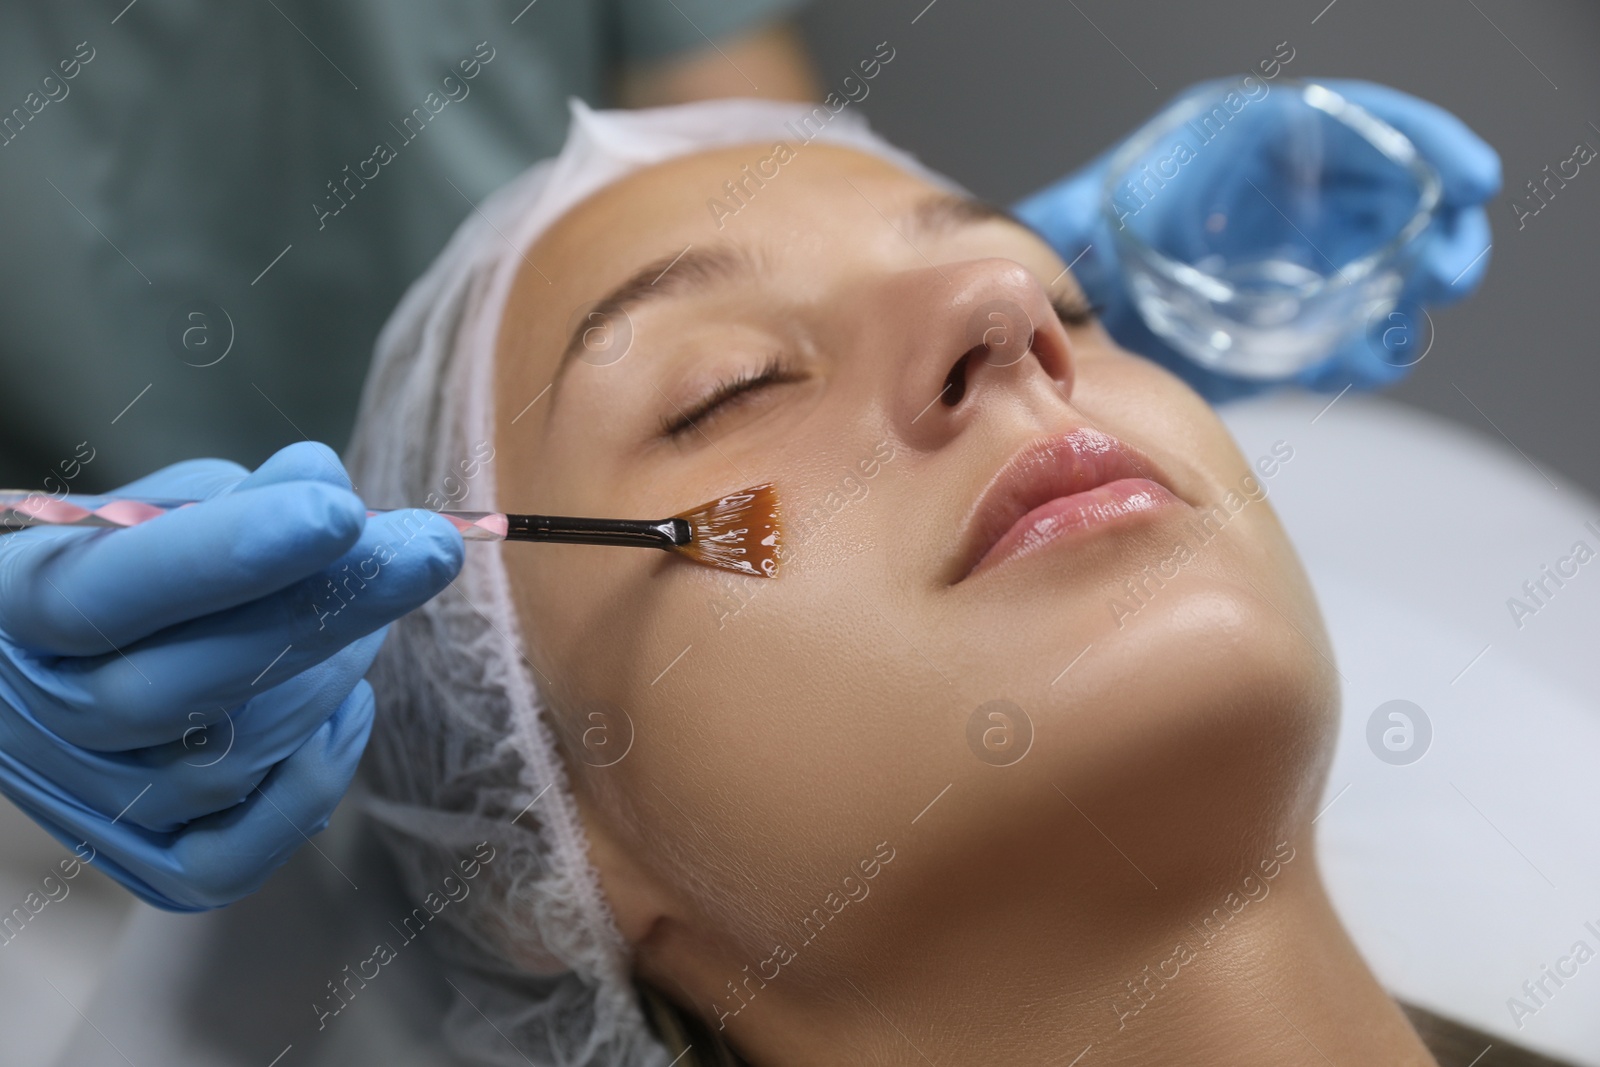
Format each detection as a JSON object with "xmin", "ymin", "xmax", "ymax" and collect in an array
[{"xmin": 799, "ymin": 0, "xmax": 1600, "ymax": 498}]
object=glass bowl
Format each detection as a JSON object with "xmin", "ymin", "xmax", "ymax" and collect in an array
[{"xmin": 1102, "ymin": 79, "xmax": 1442, "ymax": 379}]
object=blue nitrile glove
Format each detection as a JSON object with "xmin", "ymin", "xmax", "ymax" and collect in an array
[
  {"xmin": 1015, "ymin": 78, "xmax": 1502, "ymax": 403},
  {"xmin": 0, "ymin": 441, "xmax": 463, "ymax": 911}
]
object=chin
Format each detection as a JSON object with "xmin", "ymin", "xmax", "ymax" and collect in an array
[{"xmin": 1018, "ymin": 579, "xmax": 1339, "ymax": 907}]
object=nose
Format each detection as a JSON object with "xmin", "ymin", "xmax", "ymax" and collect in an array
[{"xmin": 878, "ymin": 259, "xmax": 1074, "ymax": 447}]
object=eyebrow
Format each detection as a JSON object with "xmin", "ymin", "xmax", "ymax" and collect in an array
[
  {"xmin": 557, "ymin": 244, "xmax": 755, "ymax": 374},
  {"xmin": 554, "ymin": 193, "xmax": 1027, "ymax": 375},
  {"xmin": 904, "ymin": 192, "xmax": 1020, "ymax": 238}
]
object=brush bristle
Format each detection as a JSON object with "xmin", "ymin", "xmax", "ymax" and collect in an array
[{"xmin": 673, "ymin": 483, "xmax": 781, "ymax": 577}]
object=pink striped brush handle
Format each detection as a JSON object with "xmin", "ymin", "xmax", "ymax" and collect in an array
[{"xmin": 0, "ymin": 491, "xmax": 510, "ymax": 541}]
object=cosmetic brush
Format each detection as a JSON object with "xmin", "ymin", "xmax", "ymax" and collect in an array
[{"xmin": 0, "ymin": 484, "xmax": 782, "ymax": 578}]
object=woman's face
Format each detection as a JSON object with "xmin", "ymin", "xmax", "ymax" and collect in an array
[{"xmin": 495, "ymin": 143, "xmax": 1336, "ymax": 1022}]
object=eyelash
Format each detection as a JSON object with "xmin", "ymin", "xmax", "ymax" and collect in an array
[
  {"xmin": 1051, "ymin": 293, "xmax": 1099, "ymax": 327},
  {"xmin": 658, "ymin": 297, "xmax": 1098, "ymax": 439},
  {"xmin": 661, "ymin": 354, "xmax": 803, "ymax": 438}
]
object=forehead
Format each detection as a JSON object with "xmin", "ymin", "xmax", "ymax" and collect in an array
[
  {"xmin": 497, "ymin": 144, "xmax": 946, "ymax": 379},
  {"xmin": 533, "ymin": 142, "xmax": 938, "ymax": 273}
]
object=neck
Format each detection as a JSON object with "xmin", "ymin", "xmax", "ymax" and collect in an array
[{"xmin": 732, "ymin": 831, "xmax": 1434, "ymax": 1067}]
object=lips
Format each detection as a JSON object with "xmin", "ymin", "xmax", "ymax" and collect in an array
[{"xmin": 954, "ymin": 427, "xmax": 1181, "ymax": 581}]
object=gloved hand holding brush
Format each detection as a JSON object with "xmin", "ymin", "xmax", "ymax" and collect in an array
[{"xmin": 0, "ymin": 441, "xmax": 463, "ymax": 911}]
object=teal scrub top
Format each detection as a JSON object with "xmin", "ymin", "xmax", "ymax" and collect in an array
[{"xmin": 0, "ymin": 1, "xmax": 803, "ymax": 491}]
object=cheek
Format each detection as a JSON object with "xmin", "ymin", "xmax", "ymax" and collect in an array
[
  {"xmin": 506, "ymin": 376, "xmax": 904, "ymax": 724},
  {"xmin": 562, "ymin": 584, "xmax": 924, "ymax": 956},
  {"xmin": 537, "ymin": 463, "xmax": 928, "ymax": 952}
]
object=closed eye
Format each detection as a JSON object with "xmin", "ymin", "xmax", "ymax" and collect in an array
[
  {"xmin": 1051, "ymin": 293, "xmax": 1099, "ymax": 328},
  {"xmin": 658, "ymin": 291, "xmax": 1091, "ymax": 439},
  {"xmin": 660, "ymin": 355, "xmax": 806, "ymax": 438}
]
